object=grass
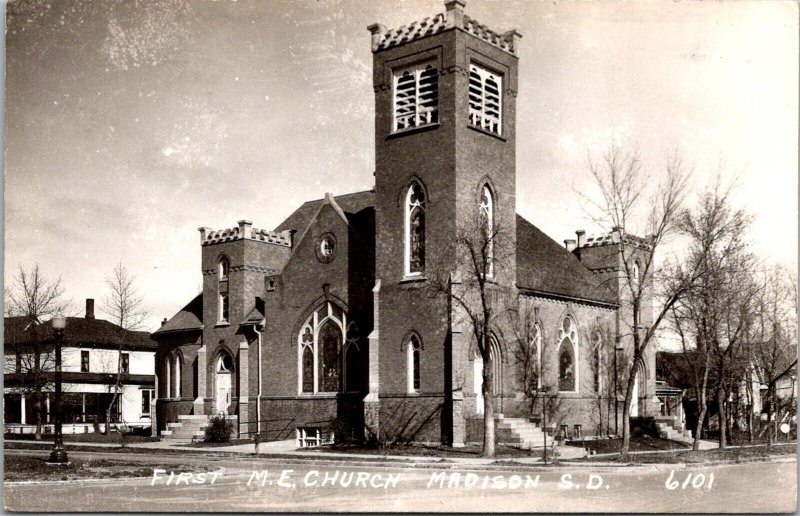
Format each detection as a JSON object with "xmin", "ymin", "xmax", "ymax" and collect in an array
[
  {"xmin": 4, "ymin": 455, "xmax": 213, "ymax": 482},
  {"xmin": 577, "ymin": 441, "xmax": 796, "ymax": 464},
  {"xmin": 568, "ymin": 435, "xmax": 690, "ymax": 454},
  {"xmin": 5, "ymin": 432, "xmax": 159, "ymax": 444},
  {"xmin": 307, "ymin": 442, "xmax": 545, "ymax": 459}
]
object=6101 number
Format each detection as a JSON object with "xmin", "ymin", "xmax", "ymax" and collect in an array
[{"xmin": 665, "ymin": 471, "xmax": 715, "ymax": 490}]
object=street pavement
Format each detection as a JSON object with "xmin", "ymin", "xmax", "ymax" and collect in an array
[{"xmin": 4, "ymin": 448, "xmax": 796, "ymax": 512}]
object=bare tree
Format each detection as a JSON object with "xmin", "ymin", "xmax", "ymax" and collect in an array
[
  {"xmin": 582, "ymin": 146, "xmax": 725, "ymax": 457},
  {"xmin": 751, "ymin": 264, "xmax": 797, "ymax": 445},
  {"xmin": 102, "ymin": 261, "xmax": 148, "ymax": 434},
  {"xmin": 428, "ymin": 212, "xmax": 514, "ymax": 457},
  {"xmin": 671, "ymin": 185, "xmax": 755, "ymax": 449},
  {"xmin": 5, "ymin": 265, "xmax": 70, "ymax": 440}
]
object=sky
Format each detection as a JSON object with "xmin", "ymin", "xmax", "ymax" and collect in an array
[{"xmin": 5, "ymin": 0, "xmax": 798, "ymax": 333}]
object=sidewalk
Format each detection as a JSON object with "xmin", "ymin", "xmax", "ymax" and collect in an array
[{"xmin": 5, "ymin": 438, "xmax": 589, "ymax": 466}]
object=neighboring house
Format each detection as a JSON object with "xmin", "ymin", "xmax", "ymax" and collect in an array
[
  {"xmin": 154, "ymin": 0, "xmax": 659, "ymax": 446},
  {"xmin": 4, "ymin": 299, "xmax": 156, "ymax": 434}
]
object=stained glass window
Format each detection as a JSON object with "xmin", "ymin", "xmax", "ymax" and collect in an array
[
  {"xmin": 479, "ymin": 185, "xmax": 494, "ymax": 277},
  {"xmin": 557, "ymin": 316, "xmax": 578, "ymax": 392},
  {"xmin": 320, "ymin": 321, "xmax": 341, "ymax": 392},
  {"xmin": 406, "ymin": 183, "xmax": 426, "ymax": 276},
  {"xmin": 408, "ymin": 335, "xmax": 421, "ymax": 393},
  {"xmin": 302, "ymin": 346, "xmax": 314, "ymax": 393}
]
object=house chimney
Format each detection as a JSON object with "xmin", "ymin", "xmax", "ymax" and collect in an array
[
  {"xmin": 161, "ymin": 317, "xmax": 168, "ymax": 326},
  {"xmin": 576, "ymin": 229, "xmax": 586, "ymax": 248},
  {"xmin": 85, "ymin": 299, "xmax": 95, "ymax": 319},
  {"xmin": 564, "ymin": 239, "xmax": 577, "ymax": 252}
]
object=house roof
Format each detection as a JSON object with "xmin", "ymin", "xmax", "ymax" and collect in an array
[
  {"xmin": 516, "ymin": 215, "xmax": 617, "ymax": 306},
  {"xmin": 4, "ymin": 315, "xmax": 156, "ymax": 351},
  {"xmin": 152, "ymin": 294, "xmax": 203, "ymax": 337},
  {"xmin": 275, "ymin": 190, "xmax": 376, "ymax": 234}
]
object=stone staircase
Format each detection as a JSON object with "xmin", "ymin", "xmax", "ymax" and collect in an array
[
  {"xmin": 495, "ymin": 414, "xmax": 548, "ymax": 449},
  {"xmin": 161, "ymin": 414, "xmax": 237, "ymax": 442},
  {"xmin": 653, "ymin": 415, "xmax": 688, "ymax": 441}
]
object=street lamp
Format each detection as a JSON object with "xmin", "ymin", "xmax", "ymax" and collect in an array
[{"xmin": 47, "ymin": 314, "xmax": 69, "ymax": 465}]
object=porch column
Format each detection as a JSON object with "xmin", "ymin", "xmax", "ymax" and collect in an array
[
  {"xmin": 20, "ymin": 395, "xmax": 26, "ymax": 425},
  {"xmin": 238, "ymin": 340, "xmax": 249, "ymax": 438},
  {"xmin": 45, "ymin": 395, "xmax": 51, "ymax": 424},
  {"xmin": 193, "ymin": 343, "xmax": 208, "ymax": 415},
  {"xmin": 82, "ymin": 393, "xmax": 86, "ymax": 423},
  {"xmin": 364, "ymin": 280, "xmax": 381, "ymax": 442}
]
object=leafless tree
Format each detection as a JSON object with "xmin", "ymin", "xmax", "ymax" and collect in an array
[
  {"xmin": 428, "ymin": 212, "xmax": 514, "ymax": 458},
  {"xmin": 750, "ymin": 264, "xmax": 797, "ymax": 445},
  {"xmin": 5, "ymin": 265, "xmax": 70, "ymax": 440},
  {"xmin": 582, "ymin": 146, "xmax": 724, "ymax": 457},
  {"xmin": 102, "ymin": 261, "xmax": 148, "ymax": 434},
  {"xmin": 670, "ymin": 185, "xmax": 755, "ymax": 449}
]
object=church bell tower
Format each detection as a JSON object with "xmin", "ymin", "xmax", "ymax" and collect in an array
[{"xmin": 366, "ymin": 0, "xmax": 521, "ymax": 445}]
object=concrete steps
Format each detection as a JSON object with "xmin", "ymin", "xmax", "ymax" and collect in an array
[
  {"xmin": 161, "ymin": 414, "xmax": 238, "ymax": 442},
  {"xmin": 494, "ymin": 414, "xmax": 547, "ymax": 449}
]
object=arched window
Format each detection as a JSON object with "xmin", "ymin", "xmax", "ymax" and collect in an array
[
  {"xmin": 393, "ymin": 63, "xmax": 439, "ymax": 131},
  {"xmin": 632, "ymin": 260, "xmax": 640, "ymax": 288},
  {"xmin": 474, "ymin": 335, "xmax": 502, "ymax": 414},
  {"xmin": 530, "ymin": 323, "xmax": 542, "ymax": 391},
  {"xmin": 172, "ymin": 352, "xmax": 182, "ymax": 398},
  {"xmin": 407, "ymin": 334, "xmax": 421, "ymax": 393},
  {"xmin": 558, "ymin": 316, "xmax": 578, "ymax": 392},
  {"xmin": 219, "ymin": 256, "xmax": 229, "ymax": 279},
  {"xmin": 297, "ymin": 302, "xmax": 346, "ymax": 394},
  {"xmin": 405, "ymin": 182, "xmax": 426, "ymax": 276},
  {"xmin": 218, "ymin": 255, "xmax": 229, "ymax": 323},
  {"xmin": 164, "ymin": 356, "xmax": 171, "ymax": 398},
  {"xmin": 593, "ymin": 332, "xmax": 602, "ymax": 393},
  {"xmin": 468, "ymin": 63, "xmax": 503, "ymax": 135},
  {"xmin": 479, "ymin": 184, "xmax": 494, "ymax": 277}
]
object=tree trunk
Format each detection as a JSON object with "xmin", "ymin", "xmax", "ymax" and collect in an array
[
  {"xmin": 716, "ymin": 387, "xmax": 727, "ymax": 449},
  {"xmin": 693, "ymin": 401, "xmax": 707, "ymax": 451},
  {"xmin": 34, "ymin": 395, "xmax": 43, "ymax": 441},
  {"xmin": 747, "ymin": 407, "xmax": 754, "ymax": 443},
  {"xmin": 620, "ymin": 364, "xmax": 638, "ymax": 457},
  {"xmin": 105, "ymin": 391, "xmax": 120, "ymax": 435},
  {"xmin": 482, "ymin": 356, "xmax": 495, "ymax": 458}
]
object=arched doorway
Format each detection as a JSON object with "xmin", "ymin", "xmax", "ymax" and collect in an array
[{"xmin": 216, "ymin": 352, "xmax": 234, "ymax": 414}]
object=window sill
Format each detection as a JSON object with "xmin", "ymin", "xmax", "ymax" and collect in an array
[
  {"xmin": 297, "ymin": 393, "xmax": 339, "ymax": 399},
  {"xmin": 400, "ymin": 275, "xmax": 427, "ymax": 284},
  {"xmin": 388, "ymin": 123, "xmax": 440, "ymax": 139},
  {"xmin": 468, "ymin": 124, "xmax": 506, "ymax": 141},
  {"xmin": 215, "ymin": 322, "xmax": 231, "ymax": 328}
]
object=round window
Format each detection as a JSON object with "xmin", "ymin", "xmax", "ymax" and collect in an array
[{"xmin": 316, "ymin": 233, "xmax": 337, "ymax": 263}]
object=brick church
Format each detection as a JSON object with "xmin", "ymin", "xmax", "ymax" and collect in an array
[{"xmin": 153, "ymin": 0, "xmax": 657, "ymax": 447}]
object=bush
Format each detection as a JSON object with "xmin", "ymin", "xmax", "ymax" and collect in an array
[{"xmin": 204, "ymin": 415, "xmax": 234, "ymax": 443}]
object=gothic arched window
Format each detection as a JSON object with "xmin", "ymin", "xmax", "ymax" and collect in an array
[
  {"xmin": 344, "ymin": 322, "xmax": 361, "ymax": 393},
  {"xmin": 218, "ymin": 255, "xmax": 229, "ymax": 323},
  {"xmin": 218, "ymin": 255, "xmax": 229, "ymax": 279},
  {"xmin": 405, "ymin": 182, "xmax": 426, "ymax": 276},
  {"xmin": 393, "ymin": 63, "xmax": 439, "ymax": 131},
  {"xmin": 558, "ymin": 316, "xmax": 578, "ymax": 392},
  {"xmin": 297, "ymin": 302, "xmax": 346, "ymax": 394},
  {"xmin": 172, "ymin": 352, "xmax": 182, "ymax": 398},
  {"xmin": 479, "ymin": 184, "xmax": 494, "ymax": 277},
  {"xmin": 407, "ymin": 334, "xmax": 421, "ymax": 393},
  {"xmin": 468, "ymin": 63, "xmax": 503, "ymax": 135},
  {"xmin": 593, "ymin": 332, "xmax": 602, "ymax": 393},
  {"xmin": 530, "ymin": 323, "xmax": 542, "ymax": 391}
]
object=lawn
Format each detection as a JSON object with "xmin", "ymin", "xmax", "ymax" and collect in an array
[
  {"xmin": 577, "ymin": 442, "xmax": 796, "ymax": 464},
  {"xmin": 306, "ymin": 442, "xmax": 544, "ymax": 459},
  {"xmin": 4, "ymin": 455, "xmax": 213, "ymax": 482},
  {"xmin": 568, "ymin": 435, "xmax": 689, "ymax": 455},
  {"xmin": 4, "ymin": 432, "xmax": 159, "ymax": 444}
]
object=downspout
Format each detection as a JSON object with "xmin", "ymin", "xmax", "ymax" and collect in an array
[{"xmin": 257, "ymin": 327, "xmax": 262, "ymax": 436}]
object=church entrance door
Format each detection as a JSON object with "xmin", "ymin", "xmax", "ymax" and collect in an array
[
  {"xmin": 630, "ymin": 375, "xmax": 639, "ymax": 417},
  {"xmin": 216, "ymin": 353, "xmax": 234, "ymax": 414}
]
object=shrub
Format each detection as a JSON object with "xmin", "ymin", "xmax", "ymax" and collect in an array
[{"xmin": 204, "ymin": 415, "xmax": 234, "ymax": 443}]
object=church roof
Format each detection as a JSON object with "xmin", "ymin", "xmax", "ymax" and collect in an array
[
  {"xmin": 152, "ymin": 293, "xmax": 204, "ymax": 337},
  {"xmin": 275, "ymin": 190, "xmax": 375, "ymax": 234},
  {"xmin": 516, "ymin": 215, "xmax": 617, "ymax": 306}
]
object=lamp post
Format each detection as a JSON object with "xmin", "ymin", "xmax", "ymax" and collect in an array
[
  {"xmin": 47, "ymin": 314, "xmax": 69, "ymax": 465},
  {"xmin": 538, "ymin": 386, "xmax": 549, "ymax": 465}
]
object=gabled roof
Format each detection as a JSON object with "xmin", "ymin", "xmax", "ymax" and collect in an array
[
  {"xmin": 516, "ymin": 215, "xmax": 616, "ymax": 306},
  {"xmin": 4, "ymin": 315, "xmax": 157, "ymax": 351},
  {"xmin": 152, "ymin": 293, "xmax": 203, "ymax": 337},
  {"xmin": 275, "ymin": 190, "xmax": 375, "ymax": 234}
]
